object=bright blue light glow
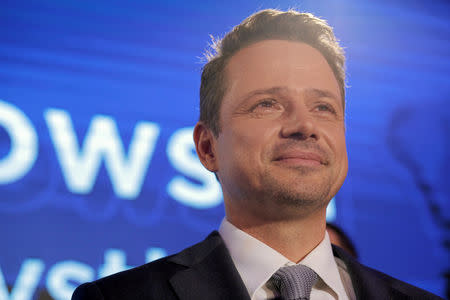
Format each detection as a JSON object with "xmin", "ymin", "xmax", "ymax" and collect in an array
[
  {"xmin": 0, "ymin": 100, "xmax": 38, "ymax": 185},
  {"xmin": 46, "ymin": 261, "xmax": 94, "ymax": 300},
  {"xmin": 0, "ymin": 259, "xmax": 44, "ymax": 300},
  {"xmin": 98, "ymin": 249, "xmax": 133, "ymax": 278},
  {"xmin": 326, "ymin": 197, "xmax": 336, "ymax": 222},
  {"xmin": 146, "ymin": 247, "xmax": 167, "ymax": 263},
  {"xmin": 167, "ymin": 127, "xmax": 223, "ymax": 209}
]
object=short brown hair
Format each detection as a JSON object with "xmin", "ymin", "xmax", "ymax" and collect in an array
[{"xmin": 199, "ymin": 9, "xmax": 346, "ymax": 136}]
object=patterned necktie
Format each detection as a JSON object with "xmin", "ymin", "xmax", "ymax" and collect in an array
[{"xmin": 269, "ymin": 264, "xmax": 319, "ymax": 300}]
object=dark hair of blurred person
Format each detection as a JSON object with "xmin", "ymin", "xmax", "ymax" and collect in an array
[{"xmin": 326, "ymin": 222, "xmax": 358, "ymax": 259}]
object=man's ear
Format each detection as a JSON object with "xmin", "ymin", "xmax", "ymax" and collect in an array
[{"xmin": 193, "ymin": 122, "xmax": 218, "ymax": 172}]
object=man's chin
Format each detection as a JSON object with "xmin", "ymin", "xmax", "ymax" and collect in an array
[{"xmin": 260, "ymin": 182, "xmax": 330, "ymax": 210}]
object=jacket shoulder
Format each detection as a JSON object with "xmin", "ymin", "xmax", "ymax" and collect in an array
[
  {"xmin": 332, "ymin": 245, "xmax": 444, "ymax": 300},
  {"xmin": 363, "ymin": 265, "xmax": 444, "ymax": 300},
  {"xmin": 72, "ymin": 232, "xmax": 224, "ymax": 300},
  {"xmin": 72, "ymin": 255, "xmax": 184, "ymax": 300}
]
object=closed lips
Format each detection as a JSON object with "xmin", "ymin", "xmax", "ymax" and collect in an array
[{"xmin": 274, "ymin": 151, "xmax": 326, "ymax": 165}]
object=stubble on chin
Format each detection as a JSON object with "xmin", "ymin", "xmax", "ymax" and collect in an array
[{"xmin": 253, "ymin": 167, "xmax": 333, "ymax": 217}]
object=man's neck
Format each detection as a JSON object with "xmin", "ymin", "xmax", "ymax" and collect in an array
[{"xmin": 225, "ymin": 208, "xmax": 327, "ymax": 263}]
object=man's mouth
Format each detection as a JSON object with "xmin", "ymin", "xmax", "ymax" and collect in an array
[{"xmin": 274, "ymin": 151, "xmax": 327, "ymax": 166}]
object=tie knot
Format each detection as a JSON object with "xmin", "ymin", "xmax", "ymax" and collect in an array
[{"xmin": 270, "ymin": 265, "xmax": 318, "ymax": 300}]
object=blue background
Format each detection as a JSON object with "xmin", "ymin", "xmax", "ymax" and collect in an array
[{"xmin": 1, "ymin": 0, "xmax": 449, "ymax": 299}]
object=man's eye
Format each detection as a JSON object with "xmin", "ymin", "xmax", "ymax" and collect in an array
[
  {"xmin": 259, "ymin": 101, "xmax": 274, "ymax": 107},
  {"xmin": 315, "ymin": 104, "xmax": 336, "ymax": 114},
  {"xmin": 253, "ymin": 99, "xmax": 277, "ymax": 109}
]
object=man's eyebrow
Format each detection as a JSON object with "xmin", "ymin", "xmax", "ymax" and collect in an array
[
  {"xmin": 306, "ymin": 88, "xmax": 339, "ymax": 101},
  {"xmin": 239, "ymin": 86, "xmax": 340, "ymax": 103},
  {"xmin": 239, "ymin": 86, "xmax": 290, "ymax": 102}
]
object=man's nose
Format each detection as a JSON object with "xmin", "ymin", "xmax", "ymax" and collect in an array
[{"xmin": 280, "ymin": 107, "xmax": 318, "ymax": 140}]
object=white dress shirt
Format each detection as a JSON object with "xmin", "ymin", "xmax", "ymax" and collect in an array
[{"xmin": 219, "ymin": 219, "xmax": 356, "ymax": 300}]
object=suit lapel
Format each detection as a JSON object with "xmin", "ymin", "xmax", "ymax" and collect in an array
[
  {"xmin": 332, "ymin": 245, "xmax": 397, "ymax": 300},
  {"xmin": 168, "ymin": 231, "xmax": 250, "ymax": 300}
]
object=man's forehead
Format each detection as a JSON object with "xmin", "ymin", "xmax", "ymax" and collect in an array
[{"xmin": 222, "ymin": 40, "xmax": 342, "ymax": 108}]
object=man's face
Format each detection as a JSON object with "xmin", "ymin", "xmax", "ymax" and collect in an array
[{"xmin": 198, "ymin": 40, "xmax": 348, "ymax": 219}]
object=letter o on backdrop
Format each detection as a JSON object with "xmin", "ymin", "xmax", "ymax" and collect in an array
[{"xmin": 0, "ymin": 100, "xmax": 38, "ymax": 184}]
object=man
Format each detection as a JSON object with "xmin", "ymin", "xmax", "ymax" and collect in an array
[{"xmin": 72, "ymin": 9, "xmax": 442, "ymax": 300}]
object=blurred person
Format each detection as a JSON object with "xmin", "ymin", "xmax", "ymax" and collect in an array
[
  {"xmin": 72, "ymin": 9, "xmax": 442, "ymax": 300},
  {"xmin": 326, "ymin": 223, "xmax": 358, "ymax": 259}
]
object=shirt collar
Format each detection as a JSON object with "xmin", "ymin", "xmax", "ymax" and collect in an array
[
  {"xmin": 301, "ymin": 229, "xmax": 349, "ymax": 299},
  {"xmin": 219, "ymin": 219, "xmax": 287, "ymax": 298},
  {"xmin": 219, "ymin": 218, "xmax": 349, "ymax": 300}
]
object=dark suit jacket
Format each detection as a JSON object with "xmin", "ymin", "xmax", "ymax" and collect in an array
[{"xmin": 72, "ymin": 231, "xmax": 443, "ymax": 300}]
